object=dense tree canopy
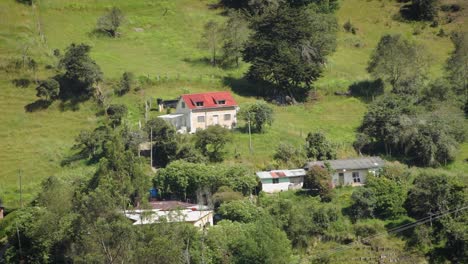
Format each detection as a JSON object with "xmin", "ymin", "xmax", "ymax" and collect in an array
[
  {"xmin": 194, "ymin": 125, "xmax": 232, "ymax": 162},
  {"xmin": 154, "ymin": 161, "xmax": 257, "ymax": 201},
  {"xmin": 305, "ymin": 132, "xmax": 336, "ymax": 160},
  {"xmin": 59, "ymin": 43, "xmax": 103, "ymax": 96},
  {"xmin": 243, "ymin": 4, "xmax": 337, "ymax": 99},
  {"xmin": 367, "ymin": 34, "xmax": 428, "ymax": 94},
  {"xmin": 238, "ymin": 101, "xmax": 274, "ymax": 133},
  {"xmin": 36, "ymin": 78, "xmax": 60, "ymax": 101}
]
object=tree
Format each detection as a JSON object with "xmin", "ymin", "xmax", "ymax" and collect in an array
[
  {"xmin": 221, "ymin": 11, "xmax": 250, "ymax": 67},
  {"xmin": 59, "ymin": 43, "xmax": 103, "ymax": 96},
  {"xmin": 365, "ymin": 175, "xmax": 406, "ymax": 219},
  {"xmin": 238, "ymin": 101, "xmax": 274, "ymax": 133},
  {"xmin": 243, "ymin": 4, "xmax": 337, "ymax": 100},
  {"xmin": 194, "ymin": 125, "xmax": 232, "ymax": 162},
  {"xmin": 305, "ymin": 132, "xmax": 336, "ymax": 160},
  {"xmin": 115, "ymin": 71, "xmax": 134, "ymax": 95},
  {"xmin": 36, "ymin": 78, "xmax": 60, "ymax": 101},
  {"xmin": 273, "ymin": 142, "xmax": 306, "ymax": 168},
  {"xmin": 446, "ymin": 32, "xmax": 468, "ymax": 112},
  {"xmin": 206, "ymin": 220, "xmax": 293, "ymax": 264},
  {"xmin": 367, "ymin": 34, "xmax": 428, "ymax": 93},
  {"xmin": 412, "ymin": 0, "xmax": 438, "ymax": 21},
  {"xmin": 303, "ymin": 165, "xmax": 332, "ymax": 201},
  {"xmin": 349, "ymin": 188, "xmax": 376, "ymax": 222},
  {"xmin": 97, "ymin": 7, "xmax": 124, "ymax": 37},
  {"xmin": 218, "ymin": 200, "xmax": 261, "ymax": 223},
  {"xmin": 72, "ymin": 126, "xmax": 112, "ymax": 161},
  {"xmin": 200, "ymin": 20, "xmax": 222, "ymax": 66},
  {"xmin": 405, "ymin": 171, "xmax": 466, "ymax": 219},
  {"xmin": 106, "ymin": 104, "xmax": 128, "ymax": 126},
  {"xmin": 155, "ymin": 161, "xmax": 256, "ymax": 201},
  {"xmin": 358, "ymin": 94, "xmax": 417, "ymax": 156},
  {"xmin": 145, "ymin": 118, "xmax": 178, "ymax": 167}
]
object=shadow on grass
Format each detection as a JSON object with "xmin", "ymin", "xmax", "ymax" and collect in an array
[
  {"xmin": 61, "ymin": 152, "xmax": 101, "ymax": 167},
  {"xmin": 24, "ymin": 99, "xmax": 52, "ymax": 112},
  {"xmin": 348, "ymin": 79, "xmax": 384, "ymax": 103},
  {"xmin": 88, "ymin": 29, "xmax": 113, "ymax": 38},
  {"xmin": 182, "ymin": 57, "xmax": 214, "ymax": 67},
  {"xmin": 12, "ymin": 78, "xmax": 32, "ymax": 88},
  {"xmin": 222, "ymin": 75, "xmax": 266, "ymax": 98}
]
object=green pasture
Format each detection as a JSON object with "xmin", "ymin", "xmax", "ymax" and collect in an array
[{"xmin": 0, "ymin": 0, "xmax": 466, "ymax": 206}]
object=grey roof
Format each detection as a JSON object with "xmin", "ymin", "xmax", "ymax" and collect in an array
[
  {"xmin": 305, "ymin": 156, "xmax": 385, "ymax": 171},
  {"xmin": 256, "ymin": 169, "xmax": 306, "ymax": 180}
]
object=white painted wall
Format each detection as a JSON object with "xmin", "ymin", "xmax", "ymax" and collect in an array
[
  {"xmin": 261, "ymin": 177, "xmax": 304, "ymax": 193},
  {"xmin": 331, "ymin": 169, "xmax": 377, "ymax": 186}
]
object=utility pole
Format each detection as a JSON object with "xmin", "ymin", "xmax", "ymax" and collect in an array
[
  {"xmin": 150, "ymin": 128, "xmax": 153, "ymax": 169},
  {"xmin": 248, "ymin": 113, "xmax": 252, "ymax": 154},
  {"xmin": 18, "ymin": 169, "xmax": 23, "ymax": 208},
  {"xmin": 15, "ymin": 220, "xmax": 22, "ymax": 261}
]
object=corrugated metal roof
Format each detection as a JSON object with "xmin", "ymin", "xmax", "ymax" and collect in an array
[
  {"xmin": 256, "ymin": 169, "xmax": 306, "ymax": 179},
  {"xmin": 305, "ymin": 156, "xmax": 385, "ymax": 171}
]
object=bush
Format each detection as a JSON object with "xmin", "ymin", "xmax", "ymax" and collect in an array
[
  {"xmin": 106, "ymin": 104, "xmax": 128, "ymax": 126},
  {"xmin": 304, "ymin": 165, "xmax": 332, "ymax": 201},
  {"xmin": 115, "ymin": 72, "xmax": 134, "ymax": 96}
]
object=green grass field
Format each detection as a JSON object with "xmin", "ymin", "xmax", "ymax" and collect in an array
[{"xmin": 0, "ymin": 0, "xmax": 466, "ymax": 207}]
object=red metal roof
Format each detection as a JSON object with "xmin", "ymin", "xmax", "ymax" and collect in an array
[
  {"xmin": 270, "ymin": 171, "xmax": 286, "ymax": 178},
  {"xmin": 181, "ymin": 91, "xmax": 238, "ymax": 109}
]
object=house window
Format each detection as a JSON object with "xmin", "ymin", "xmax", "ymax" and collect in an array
[
  {"xmin": 272, "ymin": 178, "xmax": 279, "ymax": 184},
  {"xmin": 218, "ymin": 100, "xmax": 226, "ymax": 105},
  {"xmin": 181, "ymin": 102, "xmax": 185, "ymax": 108},
  {"xmin": 352, "ymin": 172, "xmax": 361, "ymax": 183},
  {"xmin": 224, "ymin": 114, "xmax": 231, "ymax": 121},
  {"xmin": 197, "ymin": 116, "xmax": 205, "ymax": 123},
  {"xmin": 196, "ymin": 101, "xmax": 204, "ymax": 107}
]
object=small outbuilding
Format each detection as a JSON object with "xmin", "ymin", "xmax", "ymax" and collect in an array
[
  {"xmin": 305, "ymin": 156, "xmax": 385, "ymax": 187},
  {"xmin": 124, "ymin": 201, "xmax": 213, "ymax": 228},
  {"xmin": 256, "ymin": 169, "xmax": 306, "ymax": 193}
]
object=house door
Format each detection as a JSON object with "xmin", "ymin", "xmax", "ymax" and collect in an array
[
  {"xmin": 338, "ymin": 173, "xmax": 344, "ymax": 185},
  {"xmin": 213, "ymin": 115, "xmax": 219, "ymax": 125}
]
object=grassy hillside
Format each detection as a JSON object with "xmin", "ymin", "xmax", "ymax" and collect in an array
[{"xmin": 0, "ymin": 0, "xmax": 466, "ymax": 207}]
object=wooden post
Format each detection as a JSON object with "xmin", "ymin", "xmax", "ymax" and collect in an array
[
  {"xmin": 248, "ymin": 113, "xmax": 252, "ymax": 154},
  {"xmin": 150, "ymin": 128, "xmax": 153, "ymax": 168},
  {"xmin": 18, "ymin": 169, "xmax": 22, "ymax": 208}
]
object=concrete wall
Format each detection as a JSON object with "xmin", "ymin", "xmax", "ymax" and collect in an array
[
  {"xmin": 193, "ymin": 211, "xmax": 214, "ymax": 228},
  {"xmin": 261, "ymin": 176, "xmax": 304, "ymax": 193},
  {"xmin": 174, "ymin": 99, "xmax": 191, "ymax": 129},
  {"xmin": 190, "ymin": 107, "xmax": 238, "ymax": 133},
  {"xmin": 331, "ymin": 169, "xmax": 378, "ymax": 186}
]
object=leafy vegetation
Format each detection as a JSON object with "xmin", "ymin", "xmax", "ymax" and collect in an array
[{"xmin": 0, "ymin": 0, "xmax": 466, "ymax": 262}]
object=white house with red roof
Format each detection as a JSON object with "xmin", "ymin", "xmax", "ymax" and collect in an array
[{"xmin": 158, "ymin": 91, "xmax": 239, "ymax": 133}]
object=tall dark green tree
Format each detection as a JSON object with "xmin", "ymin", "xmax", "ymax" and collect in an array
[
  {"xmin": 243, "ymin": 4, "xmax": 337, "ymax": 100},
  {"xmin": 145, "ymin": 118, "xmax": 178, "ymax": 167},
  {"xmin": 36, "ymin": 78, "xmax": 60, "ymax": 101},
  {"xmin": 59, "ymin": 43, "xmax": 103, "ymax": 96},
  {"xmin": 305, "ymin": 132, "xmax": 336, "ymax": 160},
  {"xmin": 412, "ymin": 0, "xmax": 438, "ymax": 21}
]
